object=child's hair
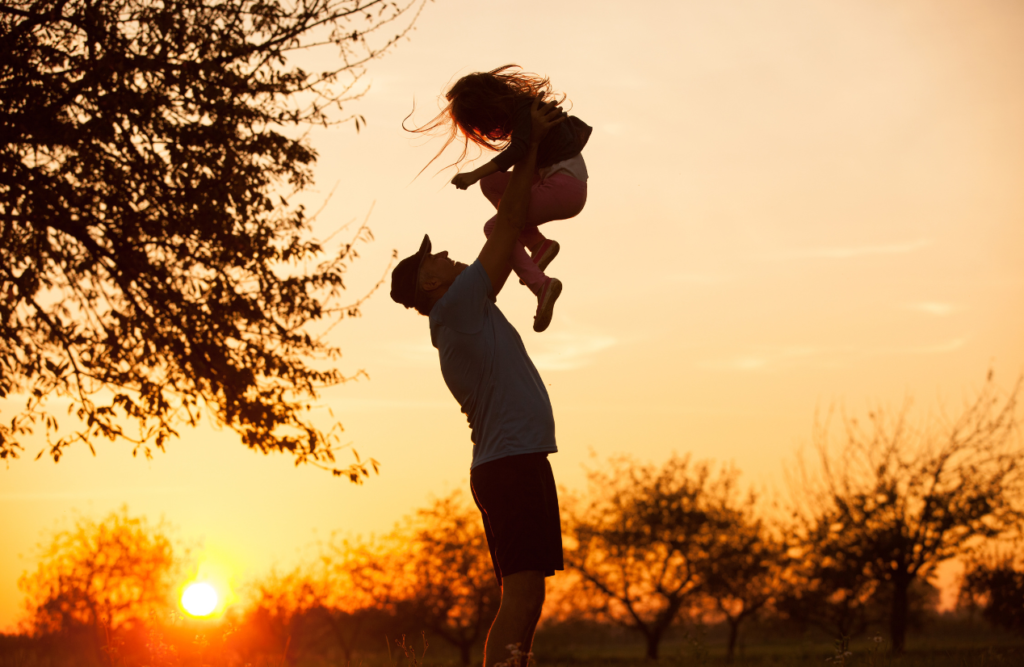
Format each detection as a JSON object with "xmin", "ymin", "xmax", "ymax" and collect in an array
[{"xmin": 406, "ymin": 65, "xmax": 565, "ymax": 174}]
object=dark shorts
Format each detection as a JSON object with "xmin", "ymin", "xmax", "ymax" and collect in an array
[{"xmin": 470, "ymin": 452, "xmax": 564, "ymax": 584}]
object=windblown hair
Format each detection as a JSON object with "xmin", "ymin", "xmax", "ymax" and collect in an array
[{"xmin": 406, "ymin": 65, "xmax": 565, "ymax": 174}]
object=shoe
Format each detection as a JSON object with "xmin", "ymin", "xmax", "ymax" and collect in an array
[
  {"xmin": 520, "ymin": 239, "xmax": 560, "ymax": 285},
  {"xmin": 532, "ymin": 239, "xmax": 560, "ymax": 272},
  {"xmin": 533, "ymin": 278, "xmax": 562, "ymax": 332}
]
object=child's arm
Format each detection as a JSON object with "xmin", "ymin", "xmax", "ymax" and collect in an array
[
  {"xmin": 452, "ymin": 102, "xmax": 532, "ymax": 190},
  {"xmin": 451, "ymin": 161, "xmax": 500, "ymax": 190}
]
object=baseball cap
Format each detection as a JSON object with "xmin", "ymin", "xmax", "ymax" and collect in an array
[{"xmin": 389, "ymin": 234, "xmax": 431, "ymax": 310}]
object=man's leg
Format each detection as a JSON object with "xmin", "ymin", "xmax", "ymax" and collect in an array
[
  {"xmin": 519, "ymin": 590, "xmax": 545, "ymax": 662},
  {"xmin": 483, "ymin": 570, "xmax": 545, "ymax": 667}
]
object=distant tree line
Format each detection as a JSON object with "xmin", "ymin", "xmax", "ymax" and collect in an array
[{"xmin": 7, "ymin": 375, "xmax": 1024, "ymax": 665}]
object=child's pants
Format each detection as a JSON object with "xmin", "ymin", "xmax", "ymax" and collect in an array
[{"xmin": 480, "ymin": 170, "xmax": 587, "ymax": 294}]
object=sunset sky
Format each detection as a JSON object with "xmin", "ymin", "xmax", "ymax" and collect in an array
[{"xmin": 2, "ymin": 0, "xmax": 1023, "ymax": 630}]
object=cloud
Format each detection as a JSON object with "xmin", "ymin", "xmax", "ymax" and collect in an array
[
  {"xmin": 709, "ymin": 356, "xmax": 770, "ymax": 371},
  {"xmin": 908, "ymin": 302, "xmax": 956, "ymax": 316},
  {"xmin": 329, "ymin": 397, "xmax": 455, "ymax": 411},
  {"xmin": 699, "ymin": 346, "xmax": 822, "ymax": 372},
  {"xmin": 699, "ymin": 337, "xmax": 966, "ymax": 372},
  {"xmin": 665, "ymin": 272, "xmax": 735, "ymax": 285},
  {"xmin": 899, "ymin": 338, "xmax": 967, "ymax": 355},
  {"xmin": 530, "ymin": 329, "xmax": 617, "ymax": 371},
  {"xmin": 0, "ymin": 487, "xmax": 190, "ymax": 501},
  {"xmin": 762, "ymin": 239, "xmax": 933, "ymax": 261}
]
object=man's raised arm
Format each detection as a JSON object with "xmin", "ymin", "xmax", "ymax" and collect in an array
[{"xmin": 478, "ymin": 98, "xmax": 564, "ymax": 292}]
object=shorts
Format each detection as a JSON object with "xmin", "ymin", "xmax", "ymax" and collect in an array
[{"xmin": 470, "ymin": 452, "xmax": 564, "ymax": 584}]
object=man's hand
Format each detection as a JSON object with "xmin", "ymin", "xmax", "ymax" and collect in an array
[
  {"xmin": 451, "ymin": 172, "xmax": 478, "ymax": 190},
  {"xmin": 530, "ymin": 96, "xmax": 566, "ymax": 145}
]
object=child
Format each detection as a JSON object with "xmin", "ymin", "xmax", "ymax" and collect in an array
[{"xmin": 411, "ymin": 65, "xmax": 591, "ymax": 332}]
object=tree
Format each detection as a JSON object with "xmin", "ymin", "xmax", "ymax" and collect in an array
[
  {"xmin": 561, "ymin": 454, "xmax": 739, "ymax": 660},
  {"xmin": 701, "ymin": 498, "xmax": 785, "ymax": 663},
  {"xmin": 787, "ymin": 373, "xmax": 1023, "ymax": 652},
  {"xmin": 304, "ymin": 533, "xmax": 413, "ymax": 664},
  {"xmin": 958, "ymin": 541, "xmax": 1024, "ymax": 636},
  {"xmin": 400, "ymin": 490, "xmax": 501, "ymax": 666},
  {"xmin": 244, "ymin": 493, "xmax": 500, "ymax": 666},
  {"xmin": 774, "ymin": 515, "xmax": 880, "ymax": 639},
  {"xmin": 314, "ymin": 535, "xmax": 414, "ymax": 663},
  {"xmin": 246, "ymin": 534, "xmax": 410, "ymax": 664},
  {"xmin": 0, "ymin": 0, "xmax": 427, "ymax": 478},
  {"xmin": 18, "ymin": 507, "xmax": 179, "ymax": 661}
]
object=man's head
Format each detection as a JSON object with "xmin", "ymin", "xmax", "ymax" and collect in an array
[{"xmin": 390, "ymin": 234, "xmax": 466, "ymax": 315}]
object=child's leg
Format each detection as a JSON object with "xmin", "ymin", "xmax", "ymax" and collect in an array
[
  {"xmin": 481, "ymin": 172, "xmax": 588, "ymax": 292},
  {"xmin": 518, "ymin": 177, "xmax": 586, "ymax": 254},
  {"xmin": 480, "ymin": 171, "xmax": 512, "ymax": 209},
  {"xmin": 482, "ymin": 171, "xmax": 587, "ymax": 222},
  {"xmin": 511, "ymin": 174, "xmax": 588, "ymax": 293},
  {"xmin": 519, "ymin": 226, "xmax": 547, "ymax": 253},
  {"xmin": 526, "ymin": 172, "xmax": 588, "ymax": 226}
]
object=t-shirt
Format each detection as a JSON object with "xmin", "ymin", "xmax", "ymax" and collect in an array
[
  {"xmin": 540, "ymin": 153, "xmax": 589, "ymax": 182},
  {"xmin": 429, "ymin": 260, "xmax": 557, "ymax": 469}
]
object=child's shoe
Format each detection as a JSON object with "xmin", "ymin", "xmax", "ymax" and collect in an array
[
  {"xmin": 532, "ymin": 239, "xmax": 560, "ymax": 272},
  {"xmin": 520, "ymin": 239, "xmax": 560, "ymax": 286},
  {"xmin": 533, "ymin": 278, "xmax": 562, "ymax": 333}
]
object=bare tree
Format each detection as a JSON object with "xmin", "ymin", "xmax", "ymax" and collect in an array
[
  {"xmin": 18, "ymin": 507, "xmax": 179, "ymax": 661},
  {"xmin": 245, "ymin": 491, "xmax": 499, "ymax": 666},
  {"xmin": 787, "ymin": 373, "xmax": 1023, "ymax": 652},
  {"xmin": 247, "ymin": 533, "xmax": 409, "ymax": 664},
  {"xmin": 400, "ymin": 490, "xmax": 501, "ymax": 666},
  {"xmin": 958, "ymin": 539, "xmax": 1024, "ymax": 636},
  {"xmin": 561, "ymin": 454, "xmax": 739, "ymax": 660},
  {"xmin": 702, "ymin": 496, "xmax": 785, "ymax": 663},
  {"xmin": 312, "ymin": 534, "xmax": 412, "ymax": 664},
  {"xmin": 774, "ymin": 515, "xmax": 880, "ymax": 639}
]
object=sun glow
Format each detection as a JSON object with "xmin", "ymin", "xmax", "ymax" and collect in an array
[
  {"xmin": 176, "ymin": 548, "xmax": 241, "ymax": 619},
  {"xmin": 181, "ymin": 582, "xmax": 219, "ymax": 617}
]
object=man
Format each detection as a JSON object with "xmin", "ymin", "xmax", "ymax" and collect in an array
[{"xmin": 390, "ymin": 98, "xmax": 565, "ymax": 667}]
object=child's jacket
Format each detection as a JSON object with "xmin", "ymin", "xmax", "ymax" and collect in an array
[{"xmin": 489, "ymin": 101, "xmax": 592, "ymax": 173}]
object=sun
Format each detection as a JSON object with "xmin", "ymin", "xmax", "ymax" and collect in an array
[{"xmin": 181, "ymin": 582, "xmax": 219, "ymax": 617}]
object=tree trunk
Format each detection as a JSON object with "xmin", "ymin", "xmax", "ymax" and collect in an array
[
  {"xmin": 644, "ymin": 628, "xmax": 663, "ymax": 660},
  {"xmin": 725, "ymin": 618, "xmax": 740, "ymax": 663},
  {"xmin": 459, "ymin": 642, "xmax": 472, "ymax": 667},
  {"xmin": 90, "ymin": 621, "xmax": 109, "ymax": 667},
  {"xmin": 889, "ymin": 576, "xmax": 910, "ymax": 654},
  {"xmin": 323, "ymin": 607, "xmax": 355, "ymax": 664}
]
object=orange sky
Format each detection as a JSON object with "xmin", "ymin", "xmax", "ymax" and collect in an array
[{"xmin": 3, "ymin": 0, "xmax": 1023, "ymax": 630}]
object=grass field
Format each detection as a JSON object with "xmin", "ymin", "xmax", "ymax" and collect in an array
[
  {"xmin": 2, "ymin": 643, "xmax": 1023, "ymax": 667},
  {"xmin": 310, "ymin": 632, "xmax": 1024, "ymax": 667},
  {"xmin": 311, "ymin": 645, "xmax": 1024, "ymax": 667},
  {"xmin": 530, "ymin": 642, "xmax": 1024, "ymax": 667},
  {"xmin": 3, "ymin": 621, "xmax": 1023, "ymax": 667},
  {"xmin": 367, "ymin": 624, "xmax": 1024, "ymax": 667}
]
